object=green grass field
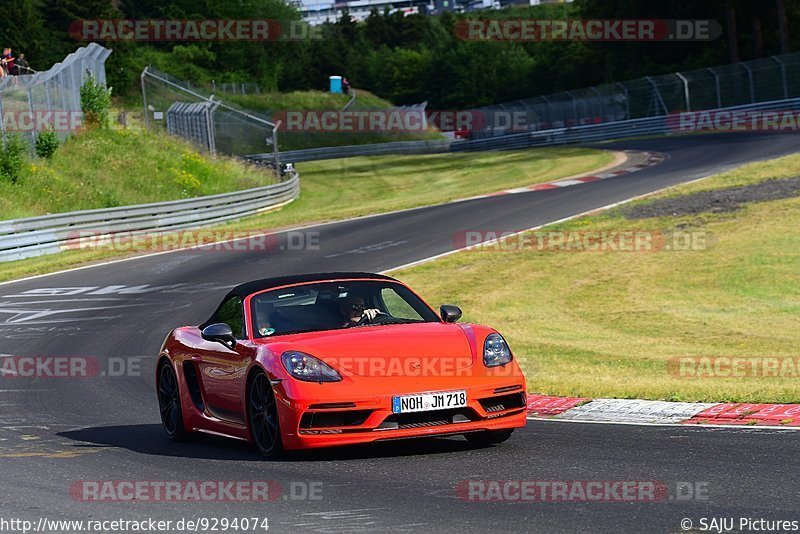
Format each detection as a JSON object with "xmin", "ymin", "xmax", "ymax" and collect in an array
[
  {"xmin": 221, "ymin": 147, "xmax": 616, "ymax": 231},
  {"xmin": 0, "ymin": 146, "xmax": 614, "ymax": 282},
  {"xmin": 393, "ymin": 153, "xmax": 800, "ymax": 403},
  {"xmin": 0, "ymin": 129, "xmax": 273, "ymax": 220},
  {"xmin": 226, "ymin": 88, "xmax": 393, "ymax": 112}
]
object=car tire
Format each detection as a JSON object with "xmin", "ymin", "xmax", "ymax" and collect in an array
[
  {"xmin": 247, "ymin": 371, "xmax": 284, "ymax": 459},
  {"xmin": 157, "ymin": 360, "xmax": 187, "ymax": 441},
  {"xmin": 465, "ymin": 429, "xmax": 514, "ymax": 446}
]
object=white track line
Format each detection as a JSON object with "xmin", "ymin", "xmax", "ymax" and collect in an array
[
  {"xmin": 527, "ymin": 416, "xmax": 800, "ymax": 432},
  {"xmin": 382, "ymin": 170, "xmax": 716, "ymax": 274}
]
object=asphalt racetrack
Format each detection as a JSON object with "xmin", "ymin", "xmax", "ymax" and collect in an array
[{"xmin": 1, "ymin": 133, "xmax": 799, "ymax": 533}]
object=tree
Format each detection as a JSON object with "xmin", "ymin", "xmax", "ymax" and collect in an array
[
  {"xmin": 40, "ymin": 0, "xmax": 120, "ymax": 67},
  {"xmin": 0, "ymin": 0, "xmax": 47, "ymax": 68},
  {"xmin": 776, "ymin": 0, "xmax": 791, "ymax": 53}
]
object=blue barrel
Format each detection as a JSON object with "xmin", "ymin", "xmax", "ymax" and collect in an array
[{"xmin": 329, "ymin": 75, "xmax": 342, "ymax": 94}]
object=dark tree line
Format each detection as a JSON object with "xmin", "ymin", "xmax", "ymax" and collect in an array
[{"xmin": 0, "ymin": 0, "xmax": 797, "ymax": 107}]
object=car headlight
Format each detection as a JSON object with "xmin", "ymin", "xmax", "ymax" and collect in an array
[
  {"xmin": 483, "ymin": 333, "xmax": 512, "ymax": 367},
  {"xmin": 281, "ymin": 351, "xmax": 342, "ymax": 382}
]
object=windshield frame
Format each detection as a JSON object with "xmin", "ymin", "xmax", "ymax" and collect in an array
[{"xmin": 245, "ymin": 278, "xmax": 441, "ymax": 339}]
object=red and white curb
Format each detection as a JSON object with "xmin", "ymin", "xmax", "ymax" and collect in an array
[
  {"xmin": 527, "ymin": 395, "xmax": 800, "ymax": 428},
  {"xmin": 493, "ymin": 150, "xmax": 666, "ymax": 196}
]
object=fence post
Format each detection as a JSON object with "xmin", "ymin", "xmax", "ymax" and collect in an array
[
  {"xmin": 141, "ymin": 66, "xmax": 149, "ymax": 128},
  {"xmin": 645, "ymin": 76, "xmax": 668, "ymax": 116},
  {"xmin": 272, "ymin": 120, "xmax": 282, "ymax": 181},
  {"xmin": 617, "ymin": 83, "xmax": 631, "ymax": 120},
  {"xmin": 772, "ymin": 56, "xmax": 788, "ymax": 99},
  {"xmin": 565, "ymin": 91, "xmax": 578, "ymax": 124},
  {"xmin": 27, "ymin": 87, "xmax": 37, "ymax": 144},
  {"xmin": 589, "ymin": 87, "xmax": 605, "ymax": 123},
  {"xmin": 206, "ymin": 96, "xmax": 221, "ymax": 157},
  {"xmin": 676, "ymin": 72, "xmax": 691, "ymax": 111},
  {"xmin": 707, "ymin": 68, "xmax": 722, "ymax": 108},
  {"xmin": 740, "ymin": 62, "xmax": 755, "ymax": 103},
  {"xmin": 539, "ymin": 95, "xmax": 553, "ymax": 126},
  {"xmin": 0, "ymin": 91, "xmax": 6, "ymax": 147}
]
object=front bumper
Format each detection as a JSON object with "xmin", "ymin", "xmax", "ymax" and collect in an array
[{"xmin": 273, "ymin": 375, "xmax": 527, "ymax": 450}]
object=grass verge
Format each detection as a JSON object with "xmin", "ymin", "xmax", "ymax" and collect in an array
[
  {"xmin": 0, "ymin": 147, "xmax": 614, "ymax": 283},
  {"xmin": 226, "ymin": 88, "xmax": 392, "ymax": 112},
  {"xmin": 392, "ymin": 153, "xmax": 800, "ymax": 403},
  {"xmin": 0, "ymin": 129, "xmax": 273, "ymax": 220},
  {"xmin": 223, "ymin": 147, "xmax": 616, "ymax": 231}
]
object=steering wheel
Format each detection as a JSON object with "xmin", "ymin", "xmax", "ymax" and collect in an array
[{"xmin": 355, "ymin": 311, "xmax": 390, "ymax": 326}]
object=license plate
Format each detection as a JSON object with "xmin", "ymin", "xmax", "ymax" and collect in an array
[{"xmin": 392, "ymin": 390, "xmax": 467, "ymax": 414}]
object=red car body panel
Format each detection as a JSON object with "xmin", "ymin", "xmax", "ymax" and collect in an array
[{"xmin": 158, "ymin": 275, "xmax": 527, "ymax": 451}]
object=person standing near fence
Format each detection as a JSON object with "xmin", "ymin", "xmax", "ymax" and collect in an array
[
  {"xmin": 13, "ymin": 53, "xmax": 29, "ymax": 75},
  {"xmin": 0, "ymin": 48, "xmax": 14, "ymax": 76}
]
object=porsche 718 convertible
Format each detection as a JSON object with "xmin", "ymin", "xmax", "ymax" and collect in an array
[{"xmin": 156, "ymin": 272, "xmax": 527, "ymax": 457}]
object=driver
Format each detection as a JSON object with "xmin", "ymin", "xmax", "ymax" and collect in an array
[
  {"xmin": 339, "ymin": 294, "xmax": 381, "ymax": 327},
  {"xmin": 255, "ymin": 301, "xmax": 276, "ymax": 336}
]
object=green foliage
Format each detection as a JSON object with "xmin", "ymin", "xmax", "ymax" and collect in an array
[
  {"xmin": 35, "ymin": 131, "xmax": 60, "ymax": 159},
  {"xmin": 80, "ymin": 74, "xmax": 113, "ymax": 129},
  {"xmin": 27, "ymin": 0, "xmax": 800, "ymax": 108},
  {"xmin": 39, "ymin": 0, "xmax": 121, "ymax": 68},
  {"xmin": 0, "ymin": 134, "xmax": 29, "ymax": 184},
  {"xmin": 0, "ymin": 129, "xmax": 272, "ymax": 219},
  {"xmin": 0, "ymin": 0, "xmax": 47, "ymax": 65}
]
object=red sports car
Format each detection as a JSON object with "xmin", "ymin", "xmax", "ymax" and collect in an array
[{"xmin": 156, "ymin": 272, "xmax": 527, "ymax": 457}]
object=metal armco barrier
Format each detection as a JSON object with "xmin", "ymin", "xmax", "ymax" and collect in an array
[{"xmin": 0, "ymin": 174, "xmax": 299, "ymax": 262}]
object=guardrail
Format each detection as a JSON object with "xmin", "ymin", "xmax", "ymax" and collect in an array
[
  {"xmin": 0, "ymin": 173, "xmax": 299, "ymax": 262},
  {"xmin": 246, "ymin": 139, "xmax": 451, "ymax": 163}
]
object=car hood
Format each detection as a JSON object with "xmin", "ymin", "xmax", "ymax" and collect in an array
[{"xmin": 258, "ymin": 322, "xmax": 482, "ymax": 377}]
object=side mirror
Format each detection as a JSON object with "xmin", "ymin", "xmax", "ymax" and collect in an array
[
  {"xmin": 201, "ymin": 323, "xmax": 237, "ymax": 349},
  {"xmin": 440, "ymin": 304, "xmax": 462, "ymax": 323}
]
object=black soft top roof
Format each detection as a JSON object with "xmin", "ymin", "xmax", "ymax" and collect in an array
[{"xmin": 223, "ymin": 272, "xmax": 398, "ymax": 301}]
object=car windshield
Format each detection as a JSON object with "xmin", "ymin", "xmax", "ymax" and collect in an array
[{"xmin": 250, "ymin": 280, "xmax": 440, "ymax": 338}]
